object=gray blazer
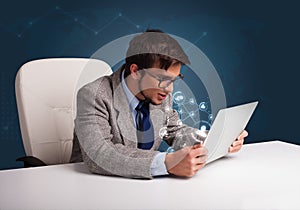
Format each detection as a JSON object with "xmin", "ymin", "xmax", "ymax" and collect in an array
[{"xmin": 70, "ymin": 68, "xmax": 200, "ymax": 179}]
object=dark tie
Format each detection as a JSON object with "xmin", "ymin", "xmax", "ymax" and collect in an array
[{"xmin": 135, "ymin": 101, "xmax": 154, "ymax": 149}]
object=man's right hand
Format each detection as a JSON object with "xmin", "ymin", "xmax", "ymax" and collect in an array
[{"xmin": 165, "ymin": 144, "xmax": 208, "ymax": 177}]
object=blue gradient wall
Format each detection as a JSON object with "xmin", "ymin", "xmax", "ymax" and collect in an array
[{"xmin": 1, "ymin": 0, "xmax": 299, "ymax": 169}]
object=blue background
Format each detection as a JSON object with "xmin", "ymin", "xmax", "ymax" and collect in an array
[{"xmin": 1, "ymin": 0, "xmax": 299, "ymax": 169}]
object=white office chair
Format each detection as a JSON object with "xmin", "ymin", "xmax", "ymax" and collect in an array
[{"xmin": 15, "ymin": 58, "xmax": 112, "ymax": 166}]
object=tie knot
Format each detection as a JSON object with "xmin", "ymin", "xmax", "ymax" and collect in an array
[{"xmin": 136, "ymin": 101, "xmax": 149, "ymax": 113}]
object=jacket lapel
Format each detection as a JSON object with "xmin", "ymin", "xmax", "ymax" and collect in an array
[{"xmin": 112, "ymin": 69, "xmax": 138, "ymax": 147}]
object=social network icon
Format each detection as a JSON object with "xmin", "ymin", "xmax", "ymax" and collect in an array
[{"xmin": 176, "ymin": 95, "xmax": 183, "ymax": 101}]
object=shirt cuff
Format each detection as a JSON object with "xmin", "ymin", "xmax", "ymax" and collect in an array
[{"xmin": 150, "ymin": 152, "xmax": 168, "ymax": 176}]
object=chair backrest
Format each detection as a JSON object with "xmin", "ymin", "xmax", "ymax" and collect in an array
[{"xmin": 15, "ymin": 58, "xmax": 112, "ymax": 165}]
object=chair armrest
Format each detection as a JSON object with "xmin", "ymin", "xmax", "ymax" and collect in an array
[{"xmin": 16, "ymin": 156, "xmax": 47, "ymax": 167}]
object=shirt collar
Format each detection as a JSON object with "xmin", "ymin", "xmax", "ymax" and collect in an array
[{"xmin": 121, "ymin": 70, "xmax": 140, "ymax": 112}]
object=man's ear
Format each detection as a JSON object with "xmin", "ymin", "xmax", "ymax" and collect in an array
[{"xmin": 130, "ymin": 64, "xmax": 141, "ymax": 80}]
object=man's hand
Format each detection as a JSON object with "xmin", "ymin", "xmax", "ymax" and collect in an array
[
  {"xmin": 228, "ymin": 130, "xmax": 248, "ymax": 153},
  {"xmin": 165, "ymin": 144, "xmax": 208, "ymax": 177}
]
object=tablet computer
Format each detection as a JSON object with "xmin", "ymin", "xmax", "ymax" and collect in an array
[{"xmin": 203, "ymin": 101, "xmax": 258, "ymax": 164}]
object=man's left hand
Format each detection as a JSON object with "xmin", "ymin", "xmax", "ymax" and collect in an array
[{"xmin": 228, "ymin": 130, "xmax": 248, "ymax": 153}]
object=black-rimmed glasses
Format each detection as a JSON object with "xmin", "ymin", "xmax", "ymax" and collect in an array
[{"xmin": 144, "ymin": 70, "xmax": 184, "ymax": 89}]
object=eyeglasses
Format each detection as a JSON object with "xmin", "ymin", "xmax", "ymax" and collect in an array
[{"xmin": 143, "ymin": 70, "xmax": 184, "ymax": 89}]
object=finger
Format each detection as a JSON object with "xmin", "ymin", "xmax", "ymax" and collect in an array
[
  {"xmin": 196, "ymin": 155, "xmax": 207, "ymax": 165},
  {"xmin": 192, "ymin": 142, "xmax": 202, "ymax": 149},
  {"xmin": 228, "ymin": 144, "xmax": 242, "ymax": 153},
  {"xmin": 200, "ymin": 147, "xmax": 208, "ymax": 156},
  {"xmin": 190, "ymin": 147, "xmax": 208, "ymax": 158},
  {"xmin": 194, "ymin": 162, "xmax": 206, "ymax": 172},
  {"xmin": 180, "ymin": 146, "xmax": 194, "ymax": 154},
  {"xmin": 229, "ymin": 146, "xmax": 236, "ymax": 153},
  {"xmin": 232, "ymin": 138, "xmax": 244, "ymax": 147},
  {"xmin": 231, "ymin": 141, "xmax": 243, "ymax": 150},
  {"xmin": 237, "ymin": 130, "xmax": 248, "ymax": 140},
  {"xmin": 230, "ymin": 147, "xmax": 240, "ymax": 153},
  {"xmin": 242, "ymin": 130, "xmax": 248, "ymax": 137}
]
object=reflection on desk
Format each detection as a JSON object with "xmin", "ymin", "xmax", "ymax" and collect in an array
[{"xmin": 1, "ymin": 141, "xmax": 300, "ymax": 210}]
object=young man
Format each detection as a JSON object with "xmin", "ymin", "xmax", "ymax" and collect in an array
[{"xmin": 70, "ymin": 29, "xmax": 247, "ymax": 179}]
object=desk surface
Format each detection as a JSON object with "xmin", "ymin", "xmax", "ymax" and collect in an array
[{"xmin": 1, "ymin": 141, "xmax": 300, "ymax": 210}]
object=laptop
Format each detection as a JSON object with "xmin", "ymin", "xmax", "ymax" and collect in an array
[{"xmin": 203, "ymin": 101, "xmax": 258, "ymax": 164}]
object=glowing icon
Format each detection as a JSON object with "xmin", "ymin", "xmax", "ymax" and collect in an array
[
  {"xmin": 199, "ymin": 120, "xmax": 211, "ymax": 131},
  {"xmin": 177, "ymin": 109, "xmax": 183, "ymax": 114},
  {"xmin": 165, "ymin": 106, "xmax": 171, "ymax": 112},
  {"xmin": 189, "ymin": 111, "xmax": 195, "ymax": 118},
  {"xmin": 189, "ymin": 98, "xmax": 195, "ymax": 104},
  {"xmin": 173, "ymin": 91, "xmax": 185, "ymax": 105},
  {"xmin": 159, "ymin": 127, "xmax": 168, "ymax": 138},
  {"xmin": 177, "ymin": 120, "xmax": 183, "ymax": 126},
  {"xmin": 200, "ymin": 125, "xmax": 206, "ymax": 131},
  {"xmin": 199, "ymin": 102, "xmax": 208, "ymax": 111}
]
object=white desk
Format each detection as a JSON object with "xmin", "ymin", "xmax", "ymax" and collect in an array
[{"xmin": 1, "ymin": 141, "xmax": 300, "ymax": 210}]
